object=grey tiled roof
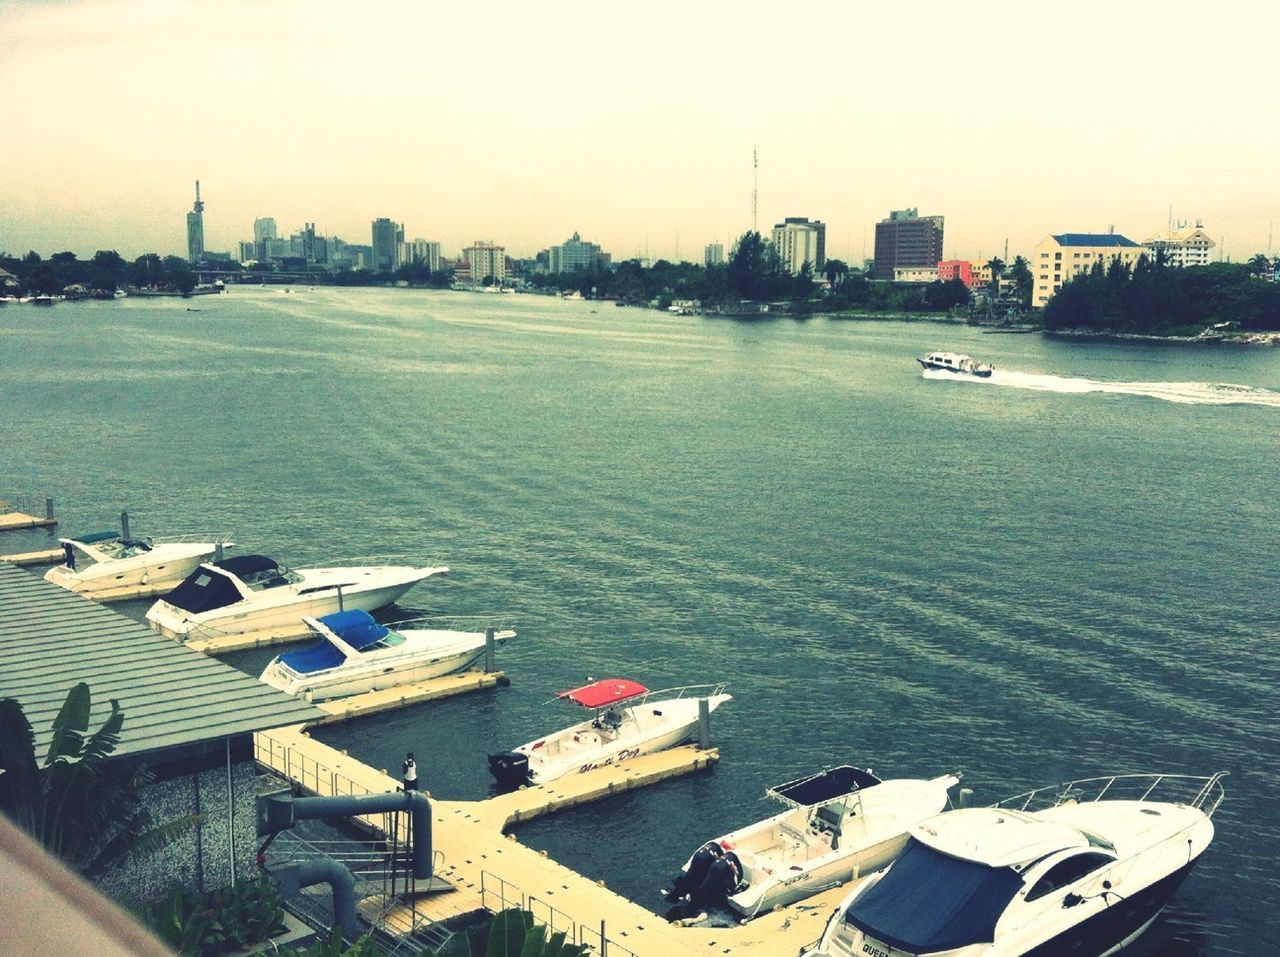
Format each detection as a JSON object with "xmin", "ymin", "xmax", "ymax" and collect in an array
[{"xmin": 0, "ymin": 562, "xmax": 323, "ymax": 758}]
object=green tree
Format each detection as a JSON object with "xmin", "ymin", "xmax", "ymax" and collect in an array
[
  {"xmin": 0, "ymin": 682, "xmax": 198, "ymax": 876},
  {"xmin": 432, "ymin": 909, "xmax": 588, "ymax": 957},
  {"xmin": 985, "ymin": 257, "xmax": 1005, "ymax": 296},
  {"xmin": 1008, "ymin": 256, "xmax": 1033, "ymax": 307},
  {"xmin": 1248, "ymin": 253, "xmax": 1271, "ymax": 277}
]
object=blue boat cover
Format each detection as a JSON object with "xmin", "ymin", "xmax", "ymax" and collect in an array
[
  {"xmin": 318, "ymin": 610, "xmax": 389, "ymax": 650},
  {"xmin": 77, "ymin": 531, "xmax": 122, "ymax": 544},
  {"xmin": 276, "ymin": 611, "xmax": 389, "ymax": 675},
  {"xmin": 844, "ymin": 838, "xmax": 1023, "ymax": 952}
]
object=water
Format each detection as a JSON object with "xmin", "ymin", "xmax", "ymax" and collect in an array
[{"xmin": 2, "ymin": 288, "xmax": 1277, "ymax": 955}]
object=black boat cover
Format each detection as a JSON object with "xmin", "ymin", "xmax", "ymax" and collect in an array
[
  {"xmin": 843, "ymin": 838, "xmax": 1023, "ymax": 952},
  {"xmin": 768, "ymin": 766, "xmax": 882, "ymax": 807},
  {"xmin": 215, "ymin": 555, "xmax": 281, "ymax": 577}
]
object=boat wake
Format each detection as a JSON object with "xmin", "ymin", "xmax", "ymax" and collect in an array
[{"xmin": 922, "ymin": 368, "xmax": 1280, "ymax": 406}]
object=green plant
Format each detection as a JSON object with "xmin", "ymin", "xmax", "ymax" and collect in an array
[
  {"xmin": 276, "ymin": 931, "xmax": 384, "ymax": 956},
  {"xmin": 142, "ymin": 885, "xmax": 226, "ymax": 956},
  {"xmin": 431, "ymin": 909, "xmax": 587, "ymax": 957},
  {"xmin": 141, "ymin": 879, "xmax": 286, "ymax": 956},
  {"xmin": 0, "ymin": 682, "xmax": 201, "ymax": 876}
]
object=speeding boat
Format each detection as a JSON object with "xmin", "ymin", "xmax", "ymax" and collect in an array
[
  {"xmin": 259, "ymin": 609, "xmax": 514, "ymax": 700},
  {"xmin": 918, "ymin": 352, "xmax": 993, "ymax": 377},
  {"xmin": 665, "ymin": 766, "xmax": 960, "ymax": 920},
  {"xmin": 488, "ymin": 678, "xmax": 731, "ymax": 787},
  {"xmin": 43, "ymin": 531, "xmax": 231, "ymax": 599},
  {"xmin": 803, "ymin": 772, "xmax": 1225, "ymax": 957},
  {"xmin": 146, "ymin": 554, "xmax": 448, "ymax": 641}
]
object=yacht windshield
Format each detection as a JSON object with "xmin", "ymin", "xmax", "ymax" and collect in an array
[{"xmin": 844, "ymin": 838, "xmax": 1023, "ymax": 952}]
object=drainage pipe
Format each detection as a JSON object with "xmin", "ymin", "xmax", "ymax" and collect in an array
[{"xmin": 267, "ymin": 857, "xmax": 360, "ymax": 940}]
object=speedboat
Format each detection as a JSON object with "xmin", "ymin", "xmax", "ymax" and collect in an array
[
  {"xmin": 803, "ymin": 772, "xmax": 1225, "ymax": 957},
  {"xmin": 146, "ymin": 554, "xmax": 448, "ymax": 641},
  {"xmin": 488, "ymin": 678, "xmax": 731, "ymax": 787},
  {"xmin": 43, "ymin": 531, "xmax": 231, "ymax": 600},
  {"xmin": 664, "ymin": 766, "xmax": 960, "ymax": 920},
  {"xmin": 259, "ymin": 609, "xmax": 514, "ymax": 700},
  {"xmin": 918, "ymin": 352, "xmax": 994, "ymax": 377}
]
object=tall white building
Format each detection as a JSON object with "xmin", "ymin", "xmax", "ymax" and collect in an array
[
  {"xmin": 548, "ymin": 232, "xmax": 609, "ymax": 274},
  {"xmin": 465, "ymin": 241, "xmax": 506, "ymax": 283},
  {"xmin": 1032, "ymin": 233, "xmax": 1144, "ymax": 307},
  {"xmin": 1143, "ymin": 222, "xmax": 1215, "ymax": 267},
  {"xmin": 704, "ymin": 243, "xmax": 724, "ymax": 266},
  {"xmin": 771, "ymin": 217, "xmax": 826, "ymax": 275},
  {"xmin": 410, "ymin": 239, "xmax": 442, "ymax": 271}
]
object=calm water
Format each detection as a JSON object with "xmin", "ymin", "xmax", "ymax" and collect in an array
[{"xmin": 3, "ymin": 288, "xmax": 1278, "ymax": 955}]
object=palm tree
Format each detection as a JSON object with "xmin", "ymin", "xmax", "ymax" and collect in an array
[
  {"xmin": 0, "ymin": 682, "xmax": 198, "ymax": 876},
  {"xmin": 1247, "ymin": 253, "xmax": 1271, "ymax": 277},
  {"xmin": 824, "ymin": 258, "xmax": 849, "ymax": 290},
  {"xmin": 986, "ymin": 257, "xmax": 1005, "ymax": 297}
]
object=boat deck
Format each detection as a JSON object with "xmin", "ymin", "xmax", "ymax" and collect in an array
[{"xmin": 255, "ymin": 725, "xmax": 844, "ymax": 956}]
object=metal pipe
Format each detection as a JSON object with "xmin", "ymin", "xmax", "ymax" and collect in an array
[
  {"xmin": 485, "ymin": 626, "xmax": 495, "ymax": 673},
  {"xmin": 697, "ymin": 698, "xmax": 710, "ymax": 749},
  {"xmin": 267, "ymin": 857, "xmax": 360, "ymax": 939},
  {"xmin": 120, "ymin": 510, "xmax": 130, "ymax": 540},
  {"xmin": 226, "ymin": 738, "xmax": 236, "ymax": 887}
]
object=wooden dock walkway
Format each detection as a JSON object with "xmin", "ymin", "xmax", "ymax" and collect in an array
[
  {"xmin": 183, "ymin": 622, "xmax": 316, "ymax": 655},
  {"xmin": 0, "ymin": 510, "xmax": 57, "ymax": 532},
  {"xmin": 0, "ymin": 547, "xmax": 63, "ymax": 567},
  {"xmin": 254, "ymin": 725, "xmax": 840, "ymax": 956},
  {"xmin": 306, "ymin": 671, "xmax": 507, "ymax": 727}
]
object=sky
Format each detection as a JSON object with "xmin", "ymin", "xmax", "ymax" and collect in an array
[{"xmin": 1, "ymin": 0, "xmax": 1276, "ymax": 265}]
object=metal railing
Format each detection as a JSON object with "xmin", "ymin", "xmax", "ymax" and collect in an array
[
  {"xmin": 478, "ymin": 871, "xmax": 638, "ymax": 957},
  {"xmin": 992, "ymin": 772, "xmax": 1227, "ymax": 817}
]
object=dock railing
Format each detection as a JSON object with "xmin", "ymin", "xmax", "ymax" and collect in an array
[{"xmin": 479, "ymin": 871, "xmax": 638, "ymax": 957}]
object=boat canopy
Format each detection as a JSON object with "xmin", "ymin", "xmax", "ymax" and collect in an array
[
  {"xmin": 164, "ymin": 561, "xmax": 259, "ymax": 614},
  {"xmin": 317, "ymin": 610, "xmax": 390, "ymax": 650},
  {"xmin": 216, "ymin": 555, "xmax": 282, "ymax": 578},
  {"xmin": 556, "ymin": 678, "xmax": 649, "ymax": 708},
  {"xmin": 843, "ymin": 837, "xmax": 1023, "ymax": 952},
  {"xmin": 277, "ymin": 612, "xmax": 390, "ymax": 674},
  {"xmin": 766, "ymin": 766, "xmax": 883, "ymax": 807},
  {"xmin": 70, "ymin": 531, "xmax": 122, "ymax": 545}
]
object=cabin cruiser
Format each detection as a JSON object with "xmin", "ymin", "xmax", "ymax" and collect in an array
[
  {"xmin": 918, "ymin": 352, "xmax": 994, "ymax": 377},
  {"xmin": 802, "ymin": 772, "xmax": 1225, "ymax": 957},
  {"xmin": 259, "ymin": 609, "xmax": 514, "ymax": 700},
  {"xmin": 488, "ymin": 678, "xmax": 731, "ymax": 788},
  {"xmin": 664, "ymin": 766, "xmax": 960, "ymax": 921},
  {"xmin": 43, "ymin": 531, "xmax": 230, "ymax": 599},
  {"xmin": 146, "ymin": 554, "xmax": 447, "ymax": 641}
]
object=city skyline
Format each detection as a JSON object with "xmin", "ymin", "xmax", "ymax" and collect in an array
[{"xmin": 2, "ymin": 0, "xmax": 1277, "ymax": 264}]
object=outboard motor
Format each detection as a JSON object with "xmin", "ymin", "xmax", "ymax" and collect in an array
[
  {"xmin": 694, "ymin": 849, "xmax": 744, "ymax": 910},
  {"xmin": 664, "ymin": 842, "xmax": 723, "ymax": 903},
  {"xmin": 487, "ymin": 752, "xmax": 530, "ymax": 787}
]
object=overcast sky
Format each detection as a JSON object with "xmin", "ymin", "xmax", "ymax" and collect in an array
[{"xmin": 2, "ymin": 0, "xmax": 1275, "ymax": 264}]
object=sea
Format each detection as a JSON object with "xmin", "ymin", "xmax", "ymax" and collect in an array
[{"xmin": 2, "ymin": 287, "xmax": 1277, "ymax": 955}]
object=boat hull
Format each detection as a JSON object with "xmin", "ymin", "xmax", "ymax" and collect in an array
[
  {"xmin": 917, "ymin": 358, "xmax": 992, "ymax": 377},
  {"xmin": 45, "ymin": 548, "xmax": 215, "ymax": 597}
]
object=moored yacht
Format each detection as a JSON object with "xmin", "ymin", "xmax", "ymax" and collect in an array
[
  {"xmin": 43, "ymin": 531, "xmax": 231, "ymax": 600},
  {"xmin": 665, "ymin": 766, "xmax": 960, "ymax": 920},
  {"xmin": 259, "ymin": 609, "xmax": 515, "ymax": 700},
  {"xmin": 918, "ymin": 352, "xmax": 994, "ymax": 377},
  {"xmin": 803, "ymin": 772, "xmax": 1225, "ymax": 957},
  {"xmin": 488, "ymin": 678, "xmax": 731, "ymax": 788},
  {"xmin": 146, "ymin": 554, "xmax": 447, "ymax": 641}
]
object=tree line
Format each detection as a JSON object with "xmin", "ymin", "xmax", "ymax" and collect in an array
[
  {"xmin": 0, "ymin": 250, "xmax": 196, "ymax": 295},
  {"xmin": 1043, "ymin": 254, "xmax": 1280, "ymax": 334}
]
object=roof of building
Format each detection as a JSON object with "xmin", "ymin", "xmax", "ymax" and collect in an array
[
  {"xmin": 0, "ymin": 562, "xmax": 323, "ymax": 759},
  {"xmin": 1052, "ymin": 233, "xmax": 1140, "ymax": 248}
]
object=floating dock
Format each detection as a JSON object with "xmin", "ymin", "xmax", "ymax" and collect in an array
[
  {"xmin": 255, "ymin": 724, "xmax": 839, "ymax": 956},
  {"xmin": 0, "ymin": 548, "xmax": 63, "ymax": 567},
  {"xmin": 305, "ymin": 671, "xmax": 508, "ymax": 727},
  {"xmin": 0, "ymin": 510, "xmax": 57, "ymax": 532},
  {"xmin": 182, "ymin": 622, "xmax": 317, "ymax": 655}
]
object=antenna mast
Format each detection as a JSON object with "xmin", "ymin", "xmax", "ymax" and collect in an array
[{"xmin": 752, "ymin": 146, "xmax": 758, "ymax": 234}]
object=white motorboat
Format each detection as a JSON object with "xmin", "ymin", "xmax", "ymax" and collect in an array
[
  {"xmin": 259, "ymin": 609, "xmax": 514, "ymax": 700},
  {"xmin": 803, "ymin": 772, "xmax": 1225, "ymax": 957},
  {"xmin": 146, "ymin": 554, "xmax": 448, "ymax": 641},
  {"xmin": 665, "ymin": 766, "xmax": 961, "ymax": 920},
  {"xmin": 488, "ymin": 678, "xmax": 731, "ymax": 787},
  {"xmin": 43, "ymin": 531, "xmax": 231, "ymax": 599},
  {"xmin": 918, "ymin": 351, "xmax": 994, "ymax": 377}
]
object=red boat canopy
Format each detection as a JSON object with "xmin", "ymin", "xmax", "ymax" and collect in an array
[{"xmin": 556, "ymin": 678, "xmax": 649, "ymax": 708}]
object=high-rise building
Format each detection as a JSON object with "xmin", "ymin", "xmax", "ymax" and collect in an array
[
  {"xmin": 1143, "ymin": 222, "xmax": 1215, "ymax": 268},
  {"xmin": 465, "ymin": 241, "xmax": 506, "ymax": 283},
  {"xmin": 237, "ymin": 241, "xmax": 256, "ymax": 262},
  {"xmin": 371, "ymin": 218, "xmax": 405, "ymax": 272},
  {"xmin": 1032, "ymin": 233, "xmax": 1144, "ymax": 307},
  {"xmin": 704, "ymin": 243, "xmax": 724, "ymax": 266},
  {"xmin": 186, "ymin": 181, "xmax": 205, "ymax": 263},
  {"xmin": 771, "ymin": 217, "xmax": 826, "ymax": 274},
  {"xmin": 547, "ymin": 232, "xmax": 610, "ymax": 274},
  {"xmin": 409, "ymin": 239, "xmax": 442, "ymax": 272},
  {"xmin": 873, "ymin": 208, "xmax": 944, "ymax": 280}
]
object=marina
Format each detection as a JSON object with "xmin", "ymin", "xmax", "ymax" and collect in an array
[{"xmin": 3, "ymin": 289, "xmax": 1278, "ymax": 954}]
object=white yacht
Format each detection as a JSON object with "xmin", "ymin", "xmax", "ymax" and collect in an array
[
  {"xmin": 259, "ymin": 609, "xmax": 514, "ymax": 700},
  {"xmin": 43, "ymin": 531, "xmax": 230, "ymax": 600},
  {"xmin": 146, "ymin": 554, "xmax": 447, "ymax": 641},
  {"xmin": 918, "ymin": 352, "xmax": 994, "ymax": 377},
  {"xmin": 488, "ymin": 678, "xmax": 731, "ymax": 788},
  {"xmin": 665, "ymin": 766, "xmax": 960, "ymax": 920},
  {"xmin": 803, "ymin": 772, "xmax": 1225, "ymax": 957}
]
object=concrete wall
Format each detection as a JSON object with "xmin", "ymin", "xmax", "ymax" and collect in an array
[{"xmin": 97, "ymin": 758, "xmax": 259, "ymax": 906}]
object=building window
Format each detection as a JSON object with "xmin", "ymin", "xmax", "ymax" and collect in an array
[{"xmin": 1055, "ymin": 252, "xmax": 1062, "ymax": 260}]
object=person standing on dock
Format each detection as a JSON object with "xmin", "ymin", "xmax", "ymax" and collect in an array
[{"xmin": 402, "ymin": 752, "xmax": 418, "ymax": 792}]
